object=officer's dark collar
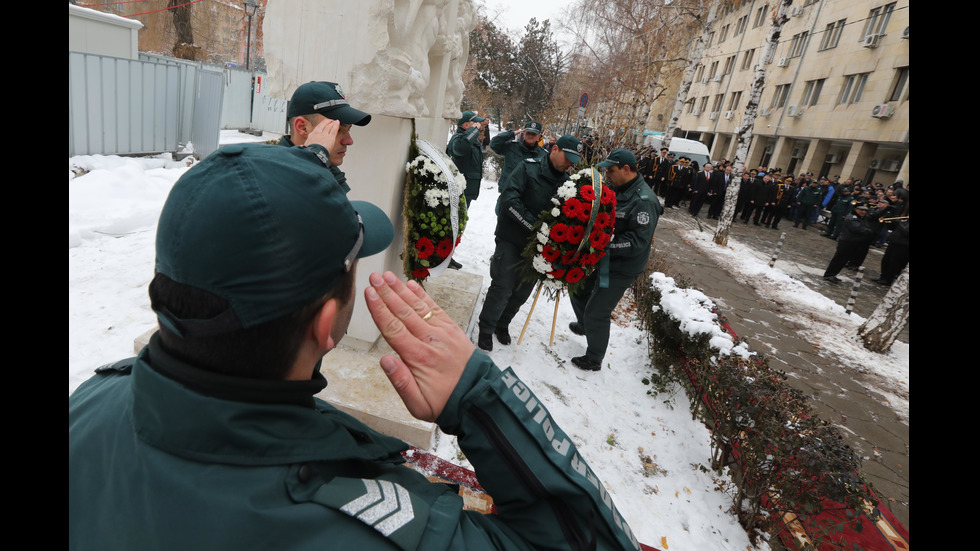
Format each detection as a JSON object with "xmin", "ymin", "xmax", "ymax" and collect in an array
[{"xmin": 148, "ymin": 333, "xmax": 327, "ymax": 408}]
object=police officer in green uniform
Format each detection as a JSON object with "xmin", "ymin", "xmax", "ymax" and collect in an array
[
  {"xmin": 69, "ymin": 144, "xmax": 640, "ymax": 551},
  {"xmin": 277, "ymin": 81, "xmax": 372, "ymax": 193},
  {"xmin": 477, "ymin": 135, "xmax": 582, "ymax": 351},
  {"xmin": 489, "ymin": 120, "xmax": 546, "ymax": 187},
  {"xmin": 447, "ymin": 110, "xmax": 486, "ymax": 206},
  {"xmin": 569, "ymin": 149, "xmax": 662, "ymax": 371}
]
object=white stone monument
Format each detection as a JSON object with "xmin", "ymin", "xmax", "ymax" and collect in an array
[
  {"xmin": 262, "ymin": 0, "xmax": 478, "ymax": 447},
  {"xmin": 264, "ymin": 0, "xmax": 476, "ymax": 349}
]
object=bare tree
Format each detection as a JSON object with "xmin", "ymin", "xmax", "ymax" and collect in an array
[
  {"xmin": 660, "ymin": 0, "xmax": 720, "ymax": 151},
  {"xmin": 713, "ymin": 0, "xmax": 793, "ymax": 247},
  {"xmin": 170, "ymin": 0, "xmax": 203, "ymax": 60},
  {"xmin": 859, "ymin": 265, "xmax": 909, "ymax": 353}
]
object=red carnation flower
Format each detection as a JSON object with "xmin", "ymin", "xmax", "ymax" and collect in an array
[
  {"xmin": 542, "ymin": 245, "xmax": 561, "ymax": 262},
  {"xmin": 551, "ymin": 268, "xmax": 566, "ymax": 279},
  {"xmin": 416, "ymin": 237, "xmax": 435, "ymax": 259},
  {"xmin": 579, "ymin": 185, "xmax": 595, "ymax": 201},
  {"xmin": 561, "ymin": 250, "xmax": 578, "ymax": 266},
  {"xmin": 595, "ymin": 212, "xmax": 613, "ymax": 229},
  {"xmin": 412, "ymin": 268, "xmax": 430, "ymax": 279},
  {"xmin": 590, "ymin": 231, "xmax": 611, "ymax": 249},
  {"xmin": 562, "ymin": 198, "xmax": 586, "ymax": 220},
  {"xmin": 436, "ymin": 239, "xmax": 454, "ymax": 258},
  {"xmin": 566, "ymin": 267, "xmax": 585, "ymax": 283},
  {"xmin": 567, "ymin": 225, "xmax": 585, "ymax": 245},
  {"xmin": 600, "ymin": 187, "xmax": 616, "ymax": 206},
  {"xmin": 550, "ymin": 223, "xmax": 571, "ymax": 243}
]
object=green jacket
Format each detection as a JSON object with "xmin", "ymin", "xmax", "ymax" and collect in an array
[
  {"xmin": 447, "ymin": 126, "xmax": 483, "ymax": 201},
  {"xmin": 495, "ymin": 156, "xmax": 569, "ymax": 248},
  {"xmin": 69, "ymin": 335, "xmax": 640, "ymax": 551},
  {"xmin": 277, "ymin": 134, "xmax": 351, "ymax": 193},
  {"xmin": 489, "ymin": 131, "xmax": 545, "ymax": 185},
  {"xmin": 607, "ymin": 176, "xmax": 661, "ymax": 281}
]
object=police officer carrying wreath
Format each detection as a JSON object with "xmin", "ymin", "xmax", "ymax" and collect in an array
[
  {"xmin": 477, "ymin": 135, "xmax": 583, "ymax": 351},
  {"xmin": 569, "ymin": 149, "xmax": 662, "ymax": 371}
]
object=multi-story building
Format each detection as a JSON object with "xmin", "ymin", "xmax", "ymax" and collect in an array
[{"xmin": 656, "ymin": 0, "xmax": 908, "ymax": 185}]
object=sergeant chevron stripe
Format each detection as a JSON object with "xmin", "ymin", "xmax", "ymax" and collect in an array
[{"xmin": 340, "ymin": 479, "xmax": 415, "ymax": 536}]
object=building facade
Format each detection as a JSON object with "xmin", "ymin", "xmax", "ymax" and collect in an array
[{"xmin": 660, "ymin": 0, "xmax": 908, "ymax": 185}]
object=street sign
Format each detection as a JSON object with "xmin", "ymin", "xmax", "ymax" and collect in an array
[{"xmin": 579, "ymin": 93, "xmax": 589, "ymax": 108}]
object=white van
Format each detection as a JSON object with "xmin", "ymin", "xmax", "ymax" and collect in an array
[{"xmin": 642, "ymin": 134, "xmax": 711, "ymax": 168}]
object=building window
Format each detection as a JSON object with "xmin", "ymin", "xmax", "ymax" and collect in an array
[
  {"xmin": 789, "ymin": 31, "xmax": 809, "ymax": 57},
  {"xmin": 754, "ymin": 5, "xmax": 768, "ymax": 28},
  {"xmin": 770, "ymin": 84, "xmax": 791, "ymax": 109},
  {"xmin": 719, "ymin": 24, "xmax": 730, "ymax": 43},
  {"xmin": 863, "ymin": 2, "xmax": 896, "ymax": 40},
  {"xmin": 706, "ymin": 31, "xmax": 715, "ymax": 47},
  {"xmin": 741, "ymin": 49, "xmax": 756, "ymax": 70},
  {"xmin": 695, "ymin": 64, "xmax": 705, "ymax": 82},
  {"xmin": 852, "ymin": 73, "xmax": 869, "ymax": 102},
  {"xmin": 819, "ymin": 19, "xmax": 846, "ymax": 50},
  {"xmin": 838, "ymin": 73, "xmax": 870, "ymax": 104},
  {"xmin": 708, "ymin": 61, "xmax": 719, "ymax": 80},
  {"xmin": 734, "ymin": 15, "xmax": 749, "ymax": 36},
  {"xmin": 801, "ymin": 79, "xmax": 825, "ymax": 106},
  {"xmin": 712, "ymin": 94, "xmax": 725, "ymax": 113},
  {"xmin": 728, "ymin": 91, "xmax": 743, "ymax": 111},
  {"xmin": 686, "ymin": 99, "xmax": 695, "ymax": 114},
  {"xmin": 723, "ymin": 55, "xmax": 736, "ymax": 75},
  {"xmin": 697, "ymin": 96, "xmax": 709, "ymax": 114},
  {"xmin": 889, "ymin": 67, "xmax": 909, "ymax": 101}
]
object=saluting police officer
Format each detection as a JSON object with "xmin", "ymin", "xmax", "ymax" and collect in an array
[{"xmin": 490, "ymin": 121, "xmax": 547, "ymax": 188}]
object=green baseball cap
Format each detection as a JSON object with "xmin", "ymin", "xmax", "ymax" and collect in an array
[
  {"xmin": 457, "ymin": 111, "xmax": 486, "ymax": 125},
  {"xmin": 524, "ymin": 121, "xmax": 543, "ymax": 134},
  {"xmin": 154, "ymin": 144, "xmax": 393, "ymax": 337},
  {"xmin": 556, "ymin": 135, "xmax": 583, "ymax": 164},
  {"xmin": 597, "ymin": 148, "xmax": 637, "ymax": 170},
  {"xmin": 287, "ymin": 81, "xmax": 372, "ymax": 126}
]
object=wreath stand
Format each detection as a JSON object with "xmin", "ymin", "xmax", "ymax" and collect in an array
[{"xmin": 516, "ymin": 283, "xmax": 563, "ymax": 347}]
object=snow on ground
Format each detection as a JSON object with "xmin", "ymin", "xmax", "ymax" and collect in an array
[
  {"xmin": 69, "ymin": 133, "xmax": 766, "ymax": 550},
  {"xmin": 675, "ymin": 228, "xmax": 909, "ymax": 421}
]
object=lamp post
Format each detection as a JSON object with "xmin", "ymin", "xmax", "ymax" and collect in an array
[{"xmin": 243, "ymin": 0, "xmax": 259, "ymax": 131}]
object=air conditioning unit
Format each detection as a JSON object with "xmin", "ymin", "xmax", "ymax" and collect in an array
[
  {"xmin": 885, "ymin": 160, "xmax": 901, "ymax": 172},
  {"xmin": 777, "ymin": 57, "xmax": 789, "ymax": 67},
  {"xmin": 759, "ymin": 107, "xmax": 772, "ymax": 117},
  {"xmin": 708, "ymin": 111, "xmax": 719, "ymax": 120},
  {"xmin": 869, "ymin": 159, "xmax": 881, "ymax": 169},
  {"xmin": 863, "ymin": 34, "xmax": 881, "ymax": 48},
  {"xmin": 791, "ymin": 6, "xmax": 803, "ymax": 16},
  {"xmin": 825, "ymin": 153, "xmax": 840, "ymax": 164},
  {"xmin": 692, "ymin": 109, "xmax": 702, "ymax": 116},
  {"xmin": 901, "ymin": 26, "xmax": 909, "ymax": 39},
  {"xmin": 724, "ymin": 110, "xmax": 735, "ymax": 120},
  {"xmin": 713, "ymin": 75, "xmax": 723, "ymax": 82},
  {"xmin": 871, "ymin": 104, "xmax": 894, "ymax": 118},
  {"xmin": 786, "ymin": 105, "xmax": 803, "ymax": 117}
]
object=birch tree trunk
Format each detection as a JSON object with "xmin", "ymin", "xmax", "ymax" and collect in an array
[
  {"xmin": 661, "ymin": 0, "xmax": 719, "ymax": 151},
  {"xmin": 713, "ymin": 0, "xmax": 793, "ymax": 246},
  {"xmin": 859, "ymin": 265, "xmax": 909, "ymax": 353}
]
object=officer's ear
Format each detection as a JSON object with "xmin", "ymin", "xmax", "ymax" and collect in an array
[
  {"xmin": 311, "ymin": 299, "xmax": 339, "ymax": 352},
  {"xmin": 293, "ymin": 116, "xmax": 313, "ymax": 139}
]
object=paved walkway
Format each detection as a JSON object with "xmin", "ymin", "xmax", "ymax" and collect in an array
[{"xmin": 651, "ymin": 207, "xmax": 909, "ymax": 530}]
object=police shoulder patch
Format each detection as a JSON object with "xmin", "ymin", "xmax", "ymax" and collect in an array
[{"xmin": 637, "ymin": 212, "xmax": 651, "ymax": 225}]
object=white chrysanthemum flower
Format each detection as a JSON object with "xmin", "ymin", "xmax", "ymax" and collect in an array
[
  {"xmin": 537, "ymin": 244, "xmax": 544, "ymax": 252},
  {"xmin": 532, "ymin": 254, "xmax": 551, "ymax": 274},
  {"xmin": 424, "ymin": 189, "xmax": 442, "ymax": 208},
  {"xmin": 537, "ymin": 223, "xmax": 550, "ymax": 244},
  {"xmin": 552, "ymin": 197, "xmax": 561, "ymax": 206},
  {"xmin": 557, "ymin": 185, "xmax": 576, "ymax": 200}
]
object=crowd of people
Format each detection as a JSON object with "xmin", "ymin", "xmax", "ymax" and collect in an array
[{"xmin": 627, "ymin": 146, "xmax": 909, "ymax": 286}]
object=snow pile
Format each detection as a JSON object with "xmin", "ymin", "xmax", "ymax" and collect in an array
[{"xmin": 650, "ymin": 272, "xmax": 754, "ymax": 359}]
